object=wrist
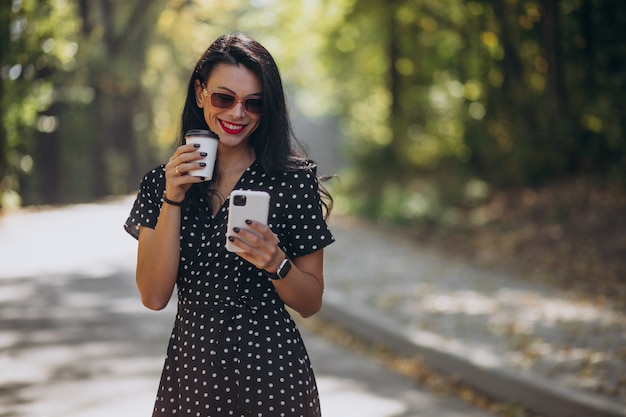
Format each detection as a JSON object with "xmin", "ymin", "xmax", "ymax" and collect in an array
[
  {"xmin": 266, "ymin": 249, "xmax": 285, "ymax": 274},
  {"xmin": 162, "ymin": 193, "xmax": 184, "ymax": 206},
  {"xmin": 268, "ymin": 257, "xmax": 292, "ymax": 280}
]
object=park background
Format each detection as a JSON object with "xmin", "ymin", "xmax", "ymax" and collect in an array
[{"xmin": 1, "ymin": 0, "xmax": 625, "ymax": 323}]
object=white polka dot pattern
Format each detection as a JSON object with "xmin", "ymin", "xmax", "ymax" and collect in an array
[{"xmin": 124, "ymin": 161, "xmax": 334, "ymax": 416}]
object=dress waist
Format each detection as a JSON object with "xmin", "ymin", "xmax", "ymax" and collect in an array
[{"xmin": 178, "ymin": 296, "xmax": 273, "ymax": 314}]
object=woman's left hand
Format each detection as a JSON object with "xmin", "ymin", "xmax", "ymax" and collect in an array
[
  {"xmin": 230, "ymin": 220, "xmax": 325, "ymax": 317},
  {"xmin": 229, "ymin": 220, "xmax": 283, "ymax": 273}
]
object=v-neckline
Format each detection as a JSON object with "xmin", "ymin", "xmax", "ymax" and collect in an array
[{"xmin": 210, "ymin": 160, "xmax": 257, "ymax": 218}]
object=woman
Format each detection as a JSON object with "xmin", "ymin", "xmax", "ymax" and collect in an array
[{"xmin": 125, "ymin": 33, "xmax": 334, "ymax": 417}]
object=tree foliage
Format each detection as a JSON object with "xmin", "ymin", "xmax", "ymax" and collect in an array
[
  {"xmin": 314, "ymin": 0, "xmax": 626, "ymax": 221},
  {"xmin": 0, "ymin": 0, "xmax": 335, "ymax": 207},
  {"xmin": 1, "ymin": 0, "xmax": 166, "ymax": 205},
  {"xmin": 1, "ymin": 0, "xmax": 80, "ymax": 206},
  {"xmin": 1, "ymin": 0, "xmax": 624, "ymax": 214}
]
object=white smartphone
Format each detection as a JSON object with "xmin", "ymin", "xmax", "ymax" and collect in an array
[{"xmin": 226, "ymin": 190, "xmax": 270, "ymax": 252}]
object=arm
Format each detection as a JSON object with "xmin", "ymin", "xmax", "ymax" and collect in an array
[
  {"xmin": 228, "ymin": 223, "xmax": 325, "ymax": 318},
  {"xmin": 135, "ymin": 204, "xmax": 181, "ymax": 310},
  {"xmin": 270, "ymin": 249, "xmax": 325, "ymax": 318},
  {"xmin": 135, "ymin": 143, "xmax": 206, "ymax": 310}
]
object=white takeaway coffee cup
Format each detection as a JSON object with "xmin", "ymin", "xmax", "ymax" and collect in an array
[{"xmin": 185, "ymin": 129, "xmax": 219, "ymax": 180}]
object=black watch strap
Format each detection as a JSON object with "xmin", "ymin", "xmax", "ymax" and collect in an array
[{"xmin": 269, "ymin": 258, "xmax": 291, "ymax": 280}]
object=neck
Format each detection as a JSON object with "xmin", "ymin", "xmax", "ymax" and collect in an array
[{"xmin": 218, "ymin": 146, "xmax": 255, "ymax": 176}]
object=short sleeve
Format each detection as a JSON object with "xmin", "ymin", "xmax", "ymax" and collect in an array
[
  {"xmin": 124, "ymin": 165, "xmax": 166, "ymax": 240},
  {"xmin": 282, "ymin": 168, "xmax": 335, "ymax": 259}
]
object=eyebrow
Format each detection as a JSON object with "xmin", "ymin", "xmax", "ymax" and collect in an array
[{"xmin": 212, "ymin": 86, "xmax": 262, "ymax": 97}]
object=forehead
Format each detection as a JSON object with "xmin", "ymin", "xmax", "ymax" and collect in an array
[{"xmin": 207, "ymin": 63, "xmax": 262, "ymax": 94}]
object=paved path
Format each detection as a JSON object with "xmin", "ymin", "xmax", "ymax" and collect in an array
[
  {"xmin": 321, "ymin": 217, "xmax": 626, "ymax": 417},
  {"xmin": 0, "ymin": 198, "xmax": 494, "ymax": 417}
]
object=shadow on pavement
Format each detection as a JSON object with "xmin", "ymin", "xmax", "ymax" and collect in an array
[
  {"xmin": 0, "ymin": 199, "xmax": 497, "ymax": 417},
  {"xmin": 0, "ymin": 268, "xmax": 173, "ymax": 416},
  {"xmin": 0, "ymin": 267, "xmax": 491, "ymax": 417}
]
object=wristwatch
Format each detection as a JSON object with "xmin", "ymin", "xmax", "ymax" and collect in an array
[{"xmin": 268, "ymin": 258, "xmax": 292, "ymax": 280}]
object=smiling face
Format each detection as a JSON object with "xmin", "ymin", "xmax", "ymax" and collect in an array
[{"xmin": 195, "ymin": 63, "xmax": 263, "ymax": 151}]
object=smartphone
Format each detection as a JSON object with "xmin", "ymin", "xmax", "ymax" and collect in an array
[{"xmin": 226, "ymin": 190, "xmax": 270, "ymax": 252}]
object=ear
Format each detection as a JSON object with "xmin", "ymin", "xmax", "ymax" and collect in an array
[{"xmin": 194, "ymin": 80, "xmax": 207, "ymax": 108}]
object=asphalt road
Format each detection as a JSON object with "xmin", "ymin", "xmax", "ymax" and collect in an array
[{"xmin": 0, "ymin": 197, "xmax": 494, "ymax": 417}]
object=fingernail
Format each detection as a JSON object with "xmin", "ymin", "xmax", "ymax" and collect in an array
[
  {"xmin": 193, "ymin": 143, "xmax": 201, "ymax": 148},
  {"xmin": 200, "ymin": 152, "xmax": 208, "ymax": 157},
  {"xmin": 199, "ymin": 177, "xmax": 206, "ymax": 181},
  {"xmin": 199, "ymin": 162, "xmax": 207, "ymax": 167},
  {"xmin": 228, "ymin": 236, "xmax": 235, "ymax": 242},
  {"xmin": 233, "ymin": 227, "xmax": 240, "ymax": 233},
  {"xmin": 245, "ymin": 219, "xmax": 252, "ymax": 225}
]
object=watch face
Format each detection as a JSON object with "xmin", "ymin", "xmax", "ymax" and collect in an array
[{"xmin": 278, "ymin": 258, "xmax": 291, "ymax": 279}]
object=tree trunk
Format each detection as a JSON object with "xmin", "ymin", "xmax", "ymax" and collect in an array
[
  {"xmin": 34, "ymin": 104, "xmax": 64, "ymax": 204},
  {"xmin": 541, "ymin": 0, "xmax": 567, "ymax": 170}
]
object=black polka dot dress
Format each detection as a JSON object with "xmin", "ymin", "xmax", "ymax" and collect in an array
[{"xmin": 125, "ymin": 161, "xmax": 334, "ymax": 417}]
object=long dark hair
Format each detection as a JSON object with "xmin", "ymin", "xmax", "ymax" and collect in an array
[{"xmin": 179, "ymin": 33, "xmax": 332, "ymax": 217}]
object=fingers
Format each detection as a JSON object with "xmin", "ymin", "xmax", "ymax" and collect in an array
[
  {"xmin": 165, "ymin": 158, "xmax": 205, "ymax": 183},
  {"xmin": 230, "ymin": 221, "xmax": 281, "ymax": 270},
  {"xmin": 164, "ymin": 144, "xmax": 206, "ymax": 200},
  {"xmin": 174, "ymin": 142, "xmax": 202, "ymax": 159},
  {"xmin": 166, "ymin": 161, "xmax": 206, "ymax": 179},
  {"xmin": 168, "ymin": 144, "xmax": 207, "ymax": 176},
  {"xmin": 242, "ymin": 220, "xmax": 276, "ymax": 240}
]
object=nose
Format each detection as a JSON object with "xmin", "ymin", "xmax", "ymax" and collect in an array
[{"xmin": 229, "ymin": 101, "xmax": 246, "ymax": 118}]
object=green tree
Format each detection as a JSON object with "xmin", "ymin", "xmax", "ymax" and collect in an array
[
  {"xmin": 3, "ymin": 0, "xmax": 624, "ymax": 212},
  {"xmin": 70, "ymin": 0, "xmax": 167, "ymax": 200},
  {"xmin": 315, "ymin": 0, "xmax": 626, "ymax": 221},
  {"xmin": 1, "ymin": 0, "xmax": 166, "ymax": 206},
  {"xmin": 2, "ymin": 0, "xmax": 329, "ymax": 208},
  {"xmin": 1, "ymin": 0, "xmax": 80, "ymax": 207}
]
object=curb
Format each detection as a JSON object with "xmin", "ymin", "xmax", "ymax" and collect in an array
[{"xmin": 318, "ymin": 289, "xmax": 626, "ymax": 417}]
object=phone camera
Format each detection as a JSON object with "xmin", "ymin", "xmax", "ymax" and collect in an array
[{"xmin": 233, "ymin": 195, "xmax": 247, "ymax": 206}]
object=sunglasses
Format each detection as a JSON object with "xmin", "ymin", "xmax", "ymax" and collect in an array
[{"xmin": 204, "ymin": 88, "xmax": 264, "ymax": 115}]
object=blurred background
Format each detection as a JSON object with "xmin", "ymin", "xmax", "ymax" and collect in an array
[
  {"xmin": 1, "ymin": 0, "xmax": 625, "ymax": 296},
  {"xmin": 2, "ymin": 2, "xmax": 626, "ymax": 414}
]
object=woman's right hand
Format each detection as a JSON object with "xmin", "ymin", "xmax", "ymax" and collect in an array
[{"xmin": 164, "ymin": 143, "xmax": 208, "ymax": 202}]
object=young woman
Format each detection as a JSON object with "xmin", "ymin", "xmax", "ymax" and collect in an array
[{"xmin": 124, "ymin": 33, "xmax": 334, "ymax": 417}]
